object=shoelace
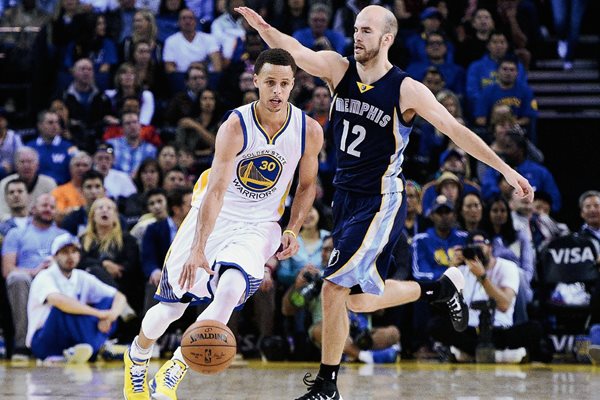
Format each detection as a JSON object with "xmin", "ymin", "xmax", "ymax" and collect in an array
[
  {"xmin": 130, "ymin": 363, "xmax": 148, "ymax": 393},
  {"xmin": 297, "ymin": 374, "xmax": 337, "ymax": 400},
  {"xmin": 164, "ymin": 362, "xmax": 185, "ymax": 389},
  {"xmin": 446, "ymin": 292, "xmax": 464, "ymax": 321},
  {"xmin": 302, "ymin": 373, "xmax": 317, "ymax": 389}
]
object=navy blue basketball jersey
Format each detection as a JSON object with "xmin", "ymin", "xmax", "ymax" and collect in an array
[{"xmin": 329, "ymin": 57, "xmax": 413, "ymax": 194}]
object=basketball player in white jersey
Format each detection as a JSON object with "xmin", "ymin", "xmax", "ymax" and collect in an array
[{"xmin": 123, "ymin": 48, "xmax": 323, "ymax": 400}]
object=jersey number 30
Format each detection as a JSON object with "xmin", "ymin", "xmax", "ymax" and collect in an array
[{"xmin": 340, "ymin": 119, "xmax": 366, "ymax": 157}]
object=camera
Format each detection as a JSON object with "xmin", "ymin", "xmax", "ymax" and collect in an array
[
  {"xmin": 462, "ymin": 244, "xmax": 484, "ymax": 261},
  {"xmin": 349, "ymin": 312, "xmax": 374, "ymax": 350},
  {"xmin": 289, "ymin": 271, "xmax": 323, "ymax": 308},
  {"xmin": 471, "ymin": 299, "xmax": 496, "ymax": 363}
]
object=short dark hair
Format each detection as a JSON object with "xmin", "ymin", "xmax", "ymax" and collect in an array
[
  {"xmin": 145, "ymin": 187, "xmax": 167, "ymax": 206},
  {"xmin": 488, "ymin": 30, "xmax": 508, "ymax": 43},
  {"xmin": 254, "ymin": 48, "xmax": 297, "ymax": 75},
  {"xmin": 167, "ymin": 188, "xmax": 193, "ymax": 215},
  {"xmin": 185, "ymin": 64, "xmax": 207, "ymax": 81},
  {"xmin": 82, "ymin": 169, "xmax": 104, "ymax": 186},
  {"xmin": 505, "ymin": 129, "xmax": 528, "ymax": 155},
  {"xmin": 499, "ymin": 54, "xmax": 519, "ymax": 68},
  {"xmin": 4, "ymin": 178, "xmax": 27, "ymax": 194},
  {"xmin": 534, "ymin": 191, "xmax": 553, "ymax": 208},
  {"xmin": 467, "ymin": 230, "xmax": 491, "ymax": 245},
  {"xmin": 165, "ymin": 165, "xmax": 186, "ymax": 177}
]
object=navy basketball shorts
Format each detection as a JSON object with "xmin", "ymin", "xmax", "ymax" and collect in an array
[{"xmin": 323, "ymin": 180, "xmax": 407, "ymax": 296}]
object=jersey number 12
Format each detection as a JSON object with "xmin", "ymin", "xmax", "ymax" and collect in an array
[{"xmin": 340, "ymin": 119, "xmax": 366, "ymax": 157}]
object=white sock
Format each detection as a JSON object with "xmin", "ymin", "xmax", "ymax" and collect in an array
[
  {"xmin": 358, "ymin": 350, "xmax": 374, "ymax": 364},
  {"xmin": 172, "ymin": 347, "xmax": 188, "ymax": 367},
  {"xmin": 130, "ymin": 336, "xmax": 152, "ymax": 361}
]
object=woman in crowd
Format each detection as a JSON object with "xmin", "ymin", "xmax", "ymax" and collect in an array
[
  {"xmin": 120, "ymin": 9, "xmax": 162, "ymax": 63},
  {"xmin": 105, "ymin": 62, "xmax": 156, "ymax": 125},
  {"xmin": 157, "ymin": 144, "xmax": 178, "ymax": 175},
  {"xmin": 131, "ymin": 40, "xmax": 166, "ymax": 98},
  {"xmin": 119, "ymin": 158, "xmax": 163, "ymax": 228},
  {"xmin": 457, "ymin": 192, "xmax": 484, "ymax": 233},
  {"xmin": 403, "ymin": 180, "xmax": 429, "ymax": 242}
]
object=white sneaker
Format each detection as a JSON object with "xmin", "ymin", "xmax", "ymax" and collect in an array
[
  {"xmin": 450, "ymin": 346, "xmax": 474, "ymax": 362},
  {"xmin": 63, "ymin": 343, "xmax": 93, "ymax": 364},
  {"xmin": 557, "ymin": 40, "xmax": 567, "ymax": 59},
  {"xmin": 495, "ymin": 347, "xmax": 526, "ymax": 363}
]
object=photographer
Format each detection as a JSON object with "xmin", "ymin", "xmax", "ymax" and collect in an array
[
  {"xmin": 282, "ymin": 236, "xmax": 400, "ymax": 363},
  {"xmin": 429, "ymin": 230, "xmax": 552, "ymax": 362}
]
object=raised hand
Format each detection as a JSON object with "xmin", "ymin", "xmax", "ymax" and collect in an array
[{"xmin": 235, "ymin": 6, "xmax": 271, "ymax": 33}]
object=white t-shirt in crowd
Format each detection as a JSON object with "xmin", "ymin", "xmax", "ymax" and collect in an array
[
  {"xmin": 26, "ymin": 263, "xmax": 117, "ymax": 347},
  {"xmin": 459, "ymin": 257, "xmax": 520, "ymax": 328},
  {"xmin": 104, "ymin": 169, "xmax": 137, "ymax": 199},
  {"xmin": 163, "ymin": 31, "xmax": 219, "ymax": 72}
]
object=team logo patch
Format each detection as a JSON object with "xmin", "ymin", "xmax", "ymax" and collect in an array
[
  {"xmin": 356, "ymin": 81, "xmax": 374, "ymax": 94},
  {"xmin": 328, "ymin": 248, "xmax": 340, "ymax": 267},
  {"xmin": 236, "ymin": 155, "xmax": 283, "ymax": 192}
]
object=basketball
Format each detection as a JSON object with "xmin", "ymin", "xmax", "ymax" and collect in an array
[{"xmin": 180, "ymin": 320, "xmax": 237, "ymax": 375}]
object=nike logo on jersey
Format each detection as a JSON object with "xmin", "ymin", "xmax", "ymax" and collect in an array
[{"xmin": 356, "ymin": 81, "xmax": 374, "ymax": 93}]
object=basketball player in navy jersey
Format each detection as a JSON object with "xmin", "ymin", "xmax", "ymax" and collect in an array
[{"xmin": 237, "ymin": 6, "xmax": 534, "ymax": 399}]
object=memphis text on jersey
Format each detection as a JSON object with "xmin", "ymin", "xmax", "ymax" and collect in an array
[
  {"xmin": 334, "ymin": 96, "xmax": 392, "ymax": 127},
  {"xmin": 233, "ymin": 149, "xmax": 288, "ymax": 200}
]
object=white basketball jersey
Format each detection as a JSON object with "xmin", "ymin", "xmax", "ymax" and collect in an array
[{"xmin": 191, "ymin": 101, "xmax": 306, "ymax": 223}]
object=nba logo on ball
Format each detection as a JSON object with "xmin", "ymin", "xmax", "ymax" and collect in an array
[{"xmin": 181, "ymin": 320, "xmax": 237, "ymax": 375}]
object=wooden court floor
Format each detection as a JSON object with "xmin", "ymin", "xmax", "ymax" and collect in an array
[{"xmin": 0, "ymin": 360, "xmax": 598, "ymax": 399}]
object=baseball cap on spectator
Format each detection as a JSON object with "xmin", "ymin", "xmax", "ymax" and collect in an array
[
  {"xmin": 439, "ymin": 148, "xmax": 466, "ymax": 166},
  {"xmin": 51, "ymin": 233, "xmax": 81, "ymax": 256},
  {"xmin": 435, "ymin": 171, "xmax": 462, "ymax": 192},
  {"xmin": 95, "ymin": 143, "xmax": 114, "ymax": 155},
  {"xmin": 420, "ymin": 7, "xmax": 443, "ymax": 21},
  {"xmin": 428, "ymin": 195, "xmax": 454, "ymax": 217}
]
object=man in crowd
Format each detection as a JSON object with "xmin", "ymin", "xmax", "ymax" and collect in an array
[
  {"xmin": 107, "ymin": 112, "xmax": 157, "ymax": 177},
  {"xmin": 92, "ymin": 143, "xmax": 137, "ymax": 200},
  {"xmin": 51, "ymin": 151, "xmax": 92, "ymax": 221}
]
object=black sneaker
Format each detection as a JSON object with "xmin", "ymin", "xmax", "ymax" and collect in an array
[
  {"xmin": 294, "ymin": 373, "xmax": 343, "ymax": 400},
  {"xmin": 431, "ymin": 267, "xmax": 469, "ymax": 332}
]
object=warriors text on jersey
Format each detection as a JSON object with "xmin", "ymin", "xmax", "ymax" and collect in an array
[
  {"xmin": 330, "ymin": 57, "xmax": 413, "ymax": 194},
  {"xmin": 191, "ymin": 101, "xmax": 306, "ymax": 222}
]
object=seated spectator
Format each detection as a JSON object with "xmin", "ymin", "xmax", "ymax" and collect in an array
[
  {"xmin": 0, "ymin": 179, "xmax": 29, "ymax": 240},
  {"xmin": 163, "ymin": 8, "xmax": 221, "ymax": 74},
  {"xmin": 49, "ymin": 98, "xmax": 94, "ymax": 155},
  {"xmin": 278, "ymin": 205, "xmax": 331, "ymax": 288},
  {"xmin": 119, "ymin": 9, "xmax": 162, "ymax": 63},
  {"xmin": 406, "ymin": 31, "xmax": 465, "ymax": 96},
  {"xmin": 155, "ymin": 0, "xmax": 186, "ymax": 43},
  {"xmin": 466, "ymin": 31, "xmax": 527, "ymax": 114},
  {"xmin": 118, "ymin": 157, "xmax": 162, "ymax": 227},
  {"xmin": 162, "ymin": 166, "xmax": 188, "ymax": 191},
  {"xmin": 481, "ymin": 131, "xmax": 561, "ymax": 212},
  {"xmin": 64, "ymin": 13, "xmax": 118, "ymax": 91},
  {"xmin": 79, "ymin": 197, "xmax": 143, "ymax": 312},
  {"xmin": 129, "ymin": 188, "xmax": 169, "ymax": 245},
  {"xmin": 429, "ymin": 230, "xmax": 551, "ymax": 363},
  {"xmin": 481, "ymin": 194, "xmax": 534, "ymax": 324},
  {"xmin": 292, "ymin": 3, "xmax": 346, "ymax": 55},
  {"xmin": 157, "ymin": 144, "xmax": 177, "ymax": 175},
  {"xmin": 131, "ymin": 40, "xmax": 167, "ymax": 99},
  {"xmin": 26, "ymin": 110, "xmax": 77, "ymax": 185},
  {"xmin": 105, "ymin": 0, "xmax": 138, "ymax": 44},
  {"xmin": 405, "ymin": 7, "xmax": 454, "ymax": 63},
  {"xmin": 26, "ymin": 233, "xmax": 127, "ymax": 362},
  {"xmin": 421, "ymin": 66, "xmax": 446, "ymax": 97},
  {"xmin": 474, "ymin": 56, "xmax": 538, "ymax": 136},
  {"xmin": 1, "ymin": 194, "xmax": 67, "ymax": 359},
  {"xmin": 455, "ymin": 8, "xmax": 495, "ymax": 68},
  {"xmin": 51, "ymin": 151, "xmax": 92, "ymax": 221},
  {"xmin": 211, "ymin": 0, "xmax": 246, "ymax": 66},
  {"xmin": 140, "ymin": 188, "xmax": 191, "ymax": 313},
  {"xmin": 105, "ymin": 63, "xmax": 155, "ymax": 126},
  {"xmin": 421, "ymin": 172, "xmax": 462, "ymax": 216},
  {"xmin": 175, "ymin": 89, "xmax": 219, "ymax": 160},
  {"xmin": 0, "ymin": 147, "xmax": 57, "ymax": 219},
  {"xmin": 579, "ymin": 191, "xmax": 600, "ymax": 245},
  {"xmin": 403, "ymin": 180, "xmax": 430, "ymax": 242},
  {"xmin": 457, "ymin": 192, "xmax": 484, "ymax": 233},
  {"xmin": 164, "ymin": 65, "xmax": 207, "ymax": 127},
  {"xmin": 272, "ymin": 0, "xmax": 308, "ymax": 36},
  {"xmin": 106, "ymin": 112, "xmax": 157, "ymax": 176},
  {"xmin": 61, "ymin": 58, "xmax": 112, "ymax": 140},
  {"xmin": 61, "ymin": 169, "xmax": 106, "ymax": 236},
  {"xmin": 436, "ymin": 90, "xmax": 465, "ymax": 125},
  {"xmin": 92, "ymin": 143, "xmax": 137, "ymax": 200},
  {"xmin": 102, "ymin": 96, "xmax": 161, "ymax": 147},
  {"xmin": 0, "ymin": 110, "xmax": 23, "ymax": 178}
]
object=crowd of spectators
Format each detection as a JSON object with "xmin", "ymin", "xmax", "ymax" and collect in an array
[{"xmin": 0, "ymin": 0, "xmax": 597, "ymax": 365}]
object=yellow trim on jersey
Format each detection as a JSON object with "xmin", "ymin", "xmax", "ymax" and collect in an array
[
  {"xmin": 277, "ymin": 181, "xmax": 293, "ymax": 217},
  {"xmin": 191, "ymin": 168, "xmax": 211, "ymax": 204},
  {"xmin": 356, "ymin": 81, "xmax": 374, "ymax": 93},
  {"xmin": 251, "ymin": 101, "xmax": 291, "ymax": 144}
]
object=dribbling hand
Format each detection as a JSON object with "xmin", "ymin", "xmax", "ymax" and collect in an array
[
  {"xmin": 276, "ymin": 231, "xmax": 299, "ymax": 260},
  {"xmin": 179, "ymin": 251, "xmax": 214, "ymax": 291},
  {"xmin": 235, "ymin": 7, "xmax": 270, "ymax": 33}
]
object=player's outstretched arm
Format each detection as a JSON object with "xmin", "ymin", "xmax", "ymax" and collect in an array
[
  {"xmin": 400, "ymin": 78, "xmax": 534, "ymax": 202},
  {"xmin": 179, "ymin": 113, "xmax": 244, "ymax": 290},
  {"xmin": 276, "ymin": 117, "xmax": 324, "ymax": 260},
  {"xmin": 235, "ymin": 6, "xmax": 347, "ymax": 87}
]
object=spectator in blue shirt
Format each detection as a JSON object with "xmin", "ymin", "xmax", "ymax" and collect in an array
[
  {"xmin": 292, "ymin": 3, "xmax": 347, "ymax": 55},
  {"xmin": 466, "ymin": 31, "xmax": 527, "ymax": 113},
  {"xmin": 406, "ymin": 32, "xmax": 465, "ymax": 96},
  {"xmin": 107, "ymin": 112, "xmax": 157, "ymax": 177},
  {"xmin": 26, "ymin": 110, "xmax": 77, "ymax": 185},
  {"xmin": 481, "ymin": 131, "xmax": 561, "ymax": 212},
  {"xmin": 474, "ymin": 56, "xmax": 538, "ymax": 132},
  {"xmin": 405, "ymin": 7, "xmax": 455, "ymax": 64}
]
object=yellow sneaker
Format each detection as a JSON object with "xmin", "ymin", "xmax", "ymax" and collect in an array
[
  {"xmin": 149, "ymin": 359, "xmax": 188, "ymax": 400},
  {"xmin": 123, "ymin": 348, "xmax": 150, "ymax": 399}
]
